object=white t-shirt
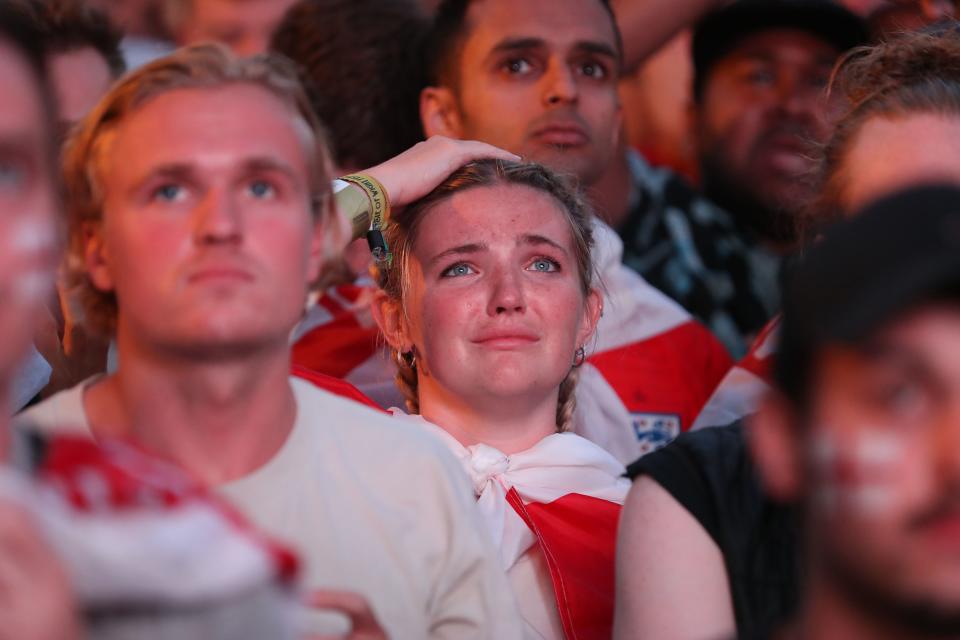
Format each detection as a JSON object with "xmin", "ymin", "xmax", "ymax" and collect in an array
[{"xmin": 18, "ymin": 377, "xmax": 524, "ymax": 639}]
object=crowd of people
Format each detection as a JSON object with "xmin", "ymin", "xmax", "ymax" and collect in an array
[{"xmin": 2, "ymin": 0, "xmax": 960, "ymax": 638}]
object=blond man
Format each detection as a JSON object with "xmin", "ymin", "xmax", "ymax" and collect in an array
[{"xmin": 19, "ymin": 43, "xmax": 522, "ymax": 638}]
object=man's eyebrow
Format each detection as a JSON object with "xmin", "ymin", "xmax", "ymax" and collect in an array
[
  {"xmin": 132, "ymin": 156, "xmax": 303, "ymax": 191},
  {"xmin": 427, "ymin": 242, "xmax": 487, "ymax": 268},
  {"xmin": 241, "ymin": 156, "xmax": 303, "ymax": 186},
  {"xmin": 487, "ymin": 37, "xmax": 546, "ymax": 58},
  {"xmin": 571, "ymin": 40, "xmax": 618, "ymax": 60},
  {"xmin": 138, "ymin": 163, "xmax": 194, "ymax": 184},
  {"xmin": 520, "ymin": 233, "xmax": 569, "ymax": 255},
  {"xmin": 487, "ymin": 37, "xmax": 617, "ymax": 61},
  {"xmin": 855, "ymin": 340, "xmax": 935, "ymax": 378}
]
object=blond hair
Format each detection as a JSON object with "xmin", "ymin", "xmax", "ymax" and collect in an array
[
  {"xmin": 374, "ymin": 159, "xmax": 596, "ymax": 432},
  {"xmin": 62, "ymin": 43, "xmax": 335, "ymax": 336}
]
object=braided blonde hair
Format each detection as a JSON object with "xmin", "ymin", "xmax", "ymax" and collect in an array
[{"xmin": 374, "ymin": 159, "xmax": 596, "ymax": 431}]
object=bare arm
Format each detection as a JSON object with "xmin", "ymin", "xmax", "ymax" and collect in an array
[
  {"xmin": 611, "ymin": 0, "xmax": 727, "ymax": 71},
  {"xmin": 614, "ymin": 476, "xmax": 736, "ymax": 640},
  {"xmin": 0, "ymin": 502, "xmax": 81, "ymax": 640}
]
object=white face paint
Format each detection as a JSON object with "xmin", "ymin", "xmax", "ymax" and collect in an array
[
  {"xmin": 810, "ymin": 428, "xmax": 906, "ymax": 517},
  {"xmin": 0, "ymin": 216, "xmax": 57, "ymax": 307}
]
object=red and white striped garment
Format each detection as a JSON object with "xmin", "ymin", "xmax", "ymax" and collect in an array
[
  {"xmin": 691, "ymin": 317, "xmax": 779, "ymax": 430},
  {"xmin": 292, "ymin": 220, "xmax": 733, "ymax": 464},
  {"xmin": 395, "ymin": 412, "xmax": 629, "ymax": 640},
  {"xmin": 4, "ymin": 432, "xmax": 300, "ymax": 635}
]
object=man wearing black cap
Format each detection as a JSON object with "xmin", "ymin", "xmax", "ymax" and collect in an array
[
  {"xmin": 616, "ymin": 184, "xmax": 960, "ymax": 639},
  {"xmin": 754, "ymin": 183, "xmax": 960, "ymax": 639},
  {"xmin": 616, "ymin": 0, "xmax": 867, "ymax": 355}
]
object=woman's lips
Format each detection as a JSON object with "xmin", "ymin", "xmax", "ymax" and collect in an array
[{"xmin": 472, "ymin": 330, "xmax": 540, "ymax": 350}]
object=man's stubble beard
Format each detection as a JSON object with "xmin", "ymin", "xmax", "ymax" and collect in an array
[
  {"xmin": 698, "ymin": 143, "xmax": 806, "ymax": 248},
  {"xmin": 817, "ymin": 527, "xmax": 960, "ymax": 638}
]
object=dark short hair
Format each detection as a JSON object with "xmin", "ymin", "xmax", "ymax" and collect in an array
[
  {"xmin": 691, "ymin": 0, "xmax": 867, "ymax": 103},
  {"xmin": 0, "ymin": 1, "xmax": 51, "ymax": 88},
  {"xmin": 28, "ymin": 0, "xmax": 125, "ymax": 78},
  {"xmin": 271, "ymin": 0, "xmax": 429, "ymax": 169},
  {"xmin": 425, "ymin": 0, "xmax": 623, "ymax": 88},
  {"xmin": 0, "ymin": 1, "xmax": 57, "ymax": 169}
]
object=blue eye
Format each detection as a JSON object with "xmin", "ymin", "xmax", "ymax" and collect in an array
[
  {"xmin": 248, "ymin": 180, "xmax": 275, "ymax": 199},
  {"xmin": 441, "ymin": 263, "xmax": 475, "ymax": 277},
  {"xmin": 528, "ymin": 258, "xmax": 559, "ymax": 273},
  {"xmin": 153, "ymin": 183, "xmax": 183, "ymax": 202}
]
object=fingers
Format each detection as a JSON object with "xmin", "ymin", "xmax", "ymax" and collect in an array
[
  {"xmin": 439, "ymin": 137, "xmax": 520, "ymax": 168},
  {"xmin": 0, "ymin": 502, "xmax": 52, "ymax": 573},
  {"xmin": 450, "ymin": 138, "xmax": 521, "ymax": 163},
  {"xmin": 0, "ymin": 502, "xmax": 81, "ymax": 640},
  {"xmin": 305, "ymin": 589, "xmax": 387, "ymax": 638},
  {"xmin": 362, "ymin": 136, "xmax": 522, "ymax": 209}
]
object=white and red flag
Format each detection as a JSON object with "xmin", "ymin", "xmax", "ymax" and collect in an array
[{"xmin": 394, "ymin": 412, "xmax": 629, "ymax": 640}]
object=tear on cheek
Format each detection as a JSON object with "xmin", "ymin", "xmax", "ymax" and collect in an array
[{"xmin": 810, "ymin": 429, "xmax": 904, "ymax": 517}]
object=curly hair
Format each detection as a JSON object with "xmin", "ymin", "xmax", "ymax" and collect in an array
[
  {"xmin": 813, "ymin": 29, "xmax": 960, "ymax": 222},
  {"xmin": 374, "ymin": 159, "xmax": 596, "ymax": 431}
]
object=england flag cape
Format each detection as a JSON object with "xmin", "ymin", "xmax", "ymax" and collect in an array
[
  {"xmin": 691, "ymin": 317, "xmax": 779, "ymax": 430},
  {"xmin": 292, "ymin": 219, "xmax": 733, "ymax": 464},
  {"xmin": 394, "ymin": 412, "xmax": 629, "ymax": 640},
  {"xmin": 3, "ymin": 431, "xmax": 300, "ymax": 635}
]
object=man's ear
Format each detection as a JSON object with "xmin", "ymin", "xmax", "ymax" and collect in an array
[
  {"xmin": 370, "ymin": 289, "xmax": 412, "ymax": 353},
  {"xmin": 420, "ymin": 86, "xmax": 464, "ymax": 139},
  {"xmin": 84, "ymin": 223, "xmax": 114, "ymax": 292},
  {"xmin": 577, "ymin": 288, "xmax": 603, "ymax": 351},
  {"xmin": 307, "ymin": 217, "xmax": 328, "ymax": 283},
  {"xmin": 747, "ymin": 392, "xmax": 805, "ymax": 502}
]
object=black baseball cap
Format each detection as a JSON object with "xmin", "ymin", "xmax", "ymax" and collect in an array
[
  {"xmin": 692, "ymin": 0, "xmax": 869, "ymax": 101},
  {"xmin": 775, "ymin": 184, "xmax": 960, "ymax": 402}
]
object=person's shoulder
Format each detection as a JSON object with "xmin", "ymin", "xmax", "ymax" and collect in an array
[
  {"xmin": 290, "ymin": 378, "xmax": 463, "ymax": 471},
  {"xmin": 626, "ymin": 422, "xmax": 754, "ymax": 543},
  {"xmin": 14, "ymin": 379, "xmax": 91, "ymax": 438},
  {"xmin": 627, "ymin": 422, "xmax": 746, "ymax": 479}
]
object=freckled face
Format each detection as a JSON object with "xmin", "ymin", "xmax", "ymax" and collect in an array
[
  {"xmin": 805, "ymin": 305, "xmax": 960, "ymax": 621},
  {"xmin": 399, "ymin": 183, "xmax": 596, "ymax": 407}
]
